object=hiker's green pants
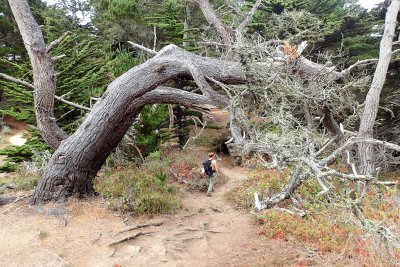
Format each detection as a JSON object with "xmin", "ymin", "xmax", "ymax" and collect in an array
[{"xmin": 207, "ymin": 173, "xmax": 216, "ymax": 193}]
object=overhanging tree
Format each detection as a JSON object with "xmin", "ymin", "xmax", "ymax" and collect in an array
[
  {"xmin": 7, "ymin": 0, "xmax": 246, "ymax": 202},
  {"xmin": 5, "ymin": 0, "xmax": 400, "ymax": 218}
]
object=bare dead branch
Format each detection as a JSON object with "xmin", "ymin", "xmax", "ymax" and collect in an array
[
  {"xmin": 46, "ymin": 31, "xmax": 70, "ymax": 53},
  {"xmin": 56, "ymin": 109, "xmax": 75, "ymax": 121},
  {"xmin": 127, "ymin": 41, "xmax": 157, "ymax": 55},
  {"xmin": 314, "ymin": 137, "xmax": 336, "ymax": 157},
  {"xmin": 168, "ymin": 104, "xmax": 174, "ymax": 130},
  {"xmin": 0, "ymin": 72, "xmax": 35, "ymax": 90},
  {"xmin": 340, "ymin": 59, "xmax": 378, "ymax": 76},
  {"xmin": 392, "ymin": 48, "xmax": 400, "ymax": 54},
  {"xmin": 54, "ymin": 95, "xmax": 91, "ymax": 111},
  {"xmin": 51, "ymin": 54, "xmax": 66, "ymax": 62},
  {"xmin": 378, "ymin": 105, "xmax": 395, "ymax": 118},
  {"xmin": 186, "ymin": 62, "xmax": 229, "ymax": 106},
  {"xmin": 0, "ymin": 72, "xmax": 91, "ymax": 111},
  {"xmin": 153, "ymin": 25, "xmax": 157, "ymax": 51},
  {"xmin": 183, "ymin": 116, "xmax": 207, "ymax": 150},
  {"xmin": 319, "ymin": 170, "xmax": 374, "ymax": 181},
  {"xmin": 254, "ymin": 167, "xmax": 305, "ymax": 211},
  {"xmin": 274, "ymin": 207, "xmax": 306, "ymax": 217}
]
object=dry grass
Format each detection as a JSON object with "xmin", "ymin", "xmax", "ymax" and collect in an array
[{"xmin": 228, "ymin": 166, "xmax": 400, "ymax": 265}]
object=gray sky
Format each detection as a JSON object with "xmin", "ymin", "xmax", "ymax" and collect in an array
[{"xmin": 358, "ymin": 0, "xmax": 384, "ymax": 9}]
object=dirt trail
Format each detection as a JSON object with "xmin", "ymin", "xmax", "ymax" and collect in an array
[
  {"xmin": 0, "ymin": 111, "xmax": 357, "ymax": 266},
  {"xmin": 0, "ymin": 165, "xmax": 269, "ymax": 267},
  {"xmin": 0, "ymin": 161, "xmax": 352, "ymax": 267}
]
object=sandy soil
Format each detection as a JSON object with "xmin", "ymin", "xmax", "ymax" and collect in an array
[{"xmin": 0, "ymin": 161, "xmax": 359, "ymax": 267}]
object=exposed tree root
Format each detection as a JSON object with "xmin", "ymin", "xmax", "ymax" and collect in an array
[
  {"xmin": 108, "ymin": 231, "xmax": 158, "ymax": 246},
  {"xmin": 119, "ymin": 221, "xmax": 164, "ymax": 234}
]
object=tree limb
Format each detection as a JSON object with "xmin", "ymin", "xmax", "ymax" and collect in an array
[
  {"xmin": 254, "ymin": 167, "xmax": 305, "ymax": 210},
  {"xmin": 0, "ymin": 72, "xmax": 91, "ymax": 111},
  {"xmin": 0, "ymin": 72, "xmax": 35, "ymax": 90},
  {"xmin": 51, "ymin": 54, "xmax": 66, "ymax": 62},
  {"xmin": 340, "ymin": 59, "xmax": 378, "ymax": 76},
  {"xmin": 108, "ymin": 231, "xmax": 156, "ymax": 246},
  {"xmin": 236, "ymin": 0, "xmax": 263, "ymax": 39},
  {"xmin": 190, "ymin": 0, "xmax": 234, "ymax": 44},
  {"xmin": 54, "ymin": 95, "xmax": 91, "ymax": 111},
  {"xmin": 127, "ymin": 41, "xmax": 157, "ymax": 55},
  {"xmin": 46, "ymin": 31, "xmax": 70, "ymax": 53}
]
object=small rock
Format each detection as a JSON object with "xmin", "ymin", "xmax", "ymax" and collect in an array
[
  {"xmin": 60, "ymin": 218, "xmax": 68, "ymax": 227},
  {"xmin": 48, "ymin": 206, "xmax": 67, "ymax": 216}
]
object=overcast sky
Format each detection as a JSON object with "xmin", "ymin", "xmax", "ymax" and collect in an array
[{"xmin": 358, "ymin": 0, "xmax": 384, "ymax": 9}]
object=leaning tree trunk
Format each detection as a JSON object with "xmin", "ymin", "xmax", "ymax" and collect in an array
[
  {"xmin": 33, "ymin": 45, "xmax": 246, "ymax": 203},
  {"xmin": 357, "ymin": 0, "xmax": 400, "ymax": 175}
]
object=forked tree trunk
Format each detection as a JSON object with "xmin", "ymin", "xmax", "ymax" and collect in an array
[{"xmin": 357, "ymin": 0, "xmax": 400, "ymax": 175}]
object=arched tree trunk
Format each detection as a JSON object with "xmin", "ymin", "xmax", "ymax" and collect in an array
[
  {"xmin": 32, "ymin": 45, "xmax": 246, "ymax": 203},
  {"xmin": 33, "ymin": 88, "xmax": 218, "ymax": 202},
  {"xmin": 9, "ymin": 0, "xmax": 377, "ymax": 203}
]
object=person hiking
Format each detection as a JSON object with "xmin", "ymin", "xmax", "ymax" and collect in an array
[{"xmin": 203, "ymin": 152, "xmax": 218, "ymax": 197}]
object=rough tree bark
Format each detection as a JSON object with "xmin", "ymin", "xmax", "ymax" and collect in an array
[
  {"xmin": 8, "ymin": 0, "xmax": 379, "ymax": 203},
  {"xmin": 32, "ymin": 45, "xmax": 246, "ymax": 203},
  {"xmin": 8, "ymin": 0, "xmax": 68, "ymax": 148},
  {"xmin": 357, "ymin": 0, "xmax": 400, "ymax": 175}
]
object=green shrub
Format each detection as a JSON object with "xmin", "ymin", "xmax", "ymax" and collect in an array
[
  {"xmin": 226, "ymin": 168, "xmax": 288, "ymax": 209},
  {"xmin": 142, "ymin": 150, "xmax": 171, "ymax": 176},
  {"xmin": 0, "ymin": 162, "xmax": 17, "ymax": 172},
  {"xmin": 134, "ymin": 191, "xmax": 180, "ymax": 214},
  {"xmin": 94, "ymin": 165, "xmax": 180, "ymax": 214}
]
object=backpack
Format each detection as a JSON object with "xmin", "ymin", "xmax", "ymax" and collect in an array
[{"xmin": 203, "ymin": 159, "xmax": 213, "ymax": 175}]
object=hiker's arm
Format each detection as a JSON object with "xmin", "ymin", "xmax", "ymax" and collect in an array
[{"xmin": 212, "ymin": 160, "xmax": 218, "ymax": 174}]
